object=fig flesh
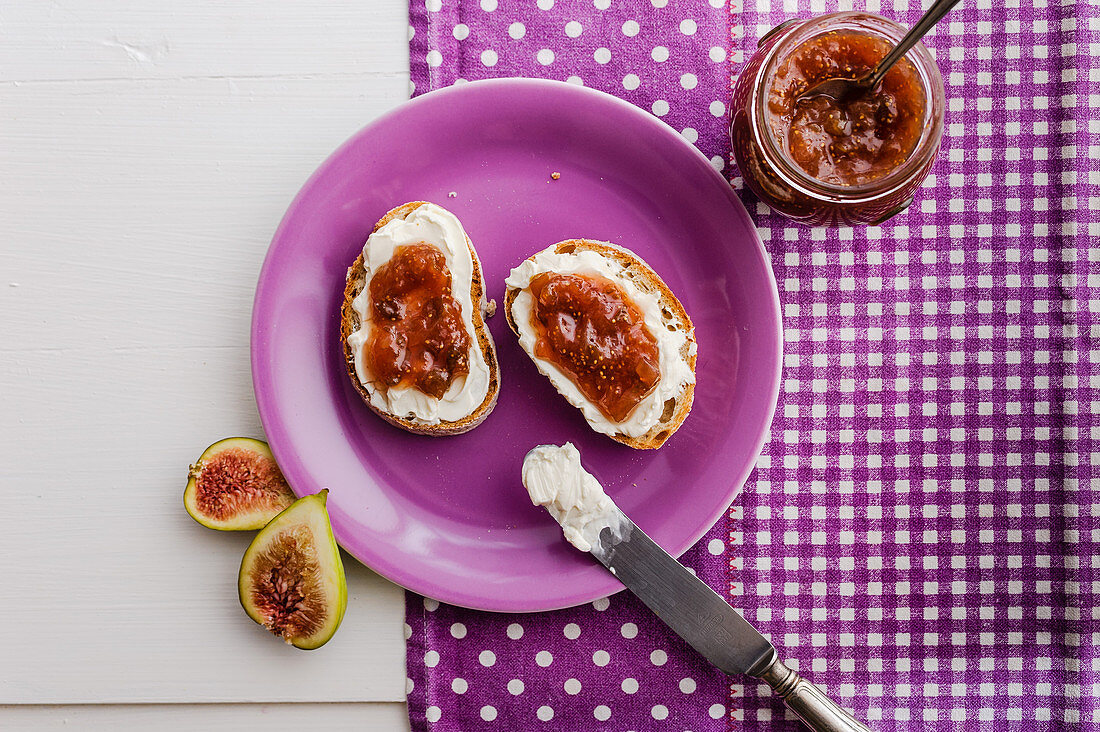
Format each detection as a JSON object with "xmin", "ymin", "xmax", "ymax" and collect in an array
[
  {"xmin": 184, "ymin": 438, "xmax": 295, "ymax": 531},
  {"xmin": 238, "ymin": 490, "xmax": 347, "ymax": 649}
]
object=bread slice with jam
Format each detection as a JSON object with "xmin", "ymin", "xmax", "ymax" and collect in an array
[
  {"xmin": 341, "ymin": 202, "xmax": 499, "ymax": 436},
  {"xmin": 504, "ymin": 239, "xmax": 696, "ymax": 449}
]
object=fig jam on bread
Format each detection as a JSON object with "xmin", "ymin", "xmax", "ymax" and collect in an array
[
  {"xmin": 342, "ymin": 202, "xmax": 499, "ymax": 435},
  {"xmin": 505, "ymin": 240, "xmax": 696, "ymax": 449},
  {"xmin": 366, "ymin": 243, "xmax": 471, "ymax": 399},
  {"xmin": 528, "ymin": 272, "xmax": 662, "ymax": 423}
]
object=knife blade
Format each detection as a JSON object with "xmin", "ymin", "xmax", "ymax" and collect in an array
[{"xmin": 592, "ymin": 509, "xmax": 870, "ymax": 732}]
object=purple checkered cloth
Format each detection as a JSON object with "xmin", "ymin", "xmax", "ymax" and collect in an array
[{"xmin": 405, "ymin": 0, "xmax": 1100, "ymax": 730}]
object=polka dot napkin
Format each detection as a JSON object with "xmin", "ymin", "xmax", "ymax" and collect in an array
[{"xmin": 406, "ymin": 0, "xmax": 1099, "ymax": 730}]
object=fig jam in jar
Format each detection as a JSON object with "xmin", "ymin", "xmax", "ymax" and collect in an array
[{"xmin": 730, "ymin": 13, "xmax": 944, "ymax": 226}]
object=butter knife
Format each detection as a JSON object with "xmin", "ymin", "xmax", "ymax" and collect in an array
[{"xmin": 592, "ymin": 509, "xmax": 869, "ymax": 732}]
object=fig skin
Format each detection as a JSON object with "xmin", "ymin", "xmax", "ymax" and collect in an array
[
  {"xmin": 184, "ymin": 437, "xmax": 295, "ymax": 531},
  {"xmin": 238, "ymin": 489, "xmax": 348, "ymax": 650}
]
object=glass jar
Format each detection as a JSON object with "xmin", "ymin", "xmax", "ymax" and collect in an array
[{"xmin": 729, "ymin": 12, "xmax": 945, "ymax": 227}]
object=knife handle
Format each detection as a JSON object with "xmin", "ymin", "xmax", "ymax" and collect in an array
[{"xmin": 756, "ymin": 655, "xmax": 871, "ymax": 732}]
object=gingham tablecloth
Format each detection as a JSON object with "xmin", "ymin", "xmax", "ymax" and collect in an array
[{"xmin": 405, "ymin": 0, "xmax": 1100, "ymax": 729}]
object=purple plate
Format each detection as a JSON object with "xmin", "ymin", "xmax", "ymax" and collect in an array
[{"xmin": 251, "ymin": 79, "xmax": 781, "ymax": 612}]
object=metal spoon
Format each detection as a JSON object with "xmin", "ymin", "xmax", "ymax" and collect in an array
[{"xmin": 797, "ymin": 0, "xmax": 962, "ymax": 103}]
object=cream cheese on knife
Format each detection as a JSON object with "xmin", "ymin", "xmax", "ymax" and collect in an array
[{"xmin": 521, "ymin": 443, "xmax": 628, "ymax": 552}]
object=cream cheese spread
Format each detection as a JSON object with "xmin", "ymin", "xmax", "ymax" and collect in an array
[
  {"xmin": 505, "ymin": 246, "xmax": 696, "ymax": 438},
  {"xmin": 522, "ymin": 443, "xmax": 627, "ymax": 552},
  {"xmin": 346, "ymin": 203, "xmax": 489, "ymax": 424}
]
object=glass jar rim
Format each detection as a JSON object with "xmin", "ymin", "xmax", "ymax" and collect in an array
[{"xmin": 753, "ymin": 12, "xmax": 945, "ymax": 200}]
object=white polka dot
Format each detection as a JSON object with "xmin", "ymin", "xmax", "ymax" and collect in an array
[
  {"xmin": 408, "ymin": 80, "xmax": 416, "ymax": 95},
  {"xmin": 537, "ymin": 0, "xmax": 553, "ymax": 8},
  {"xmin": 565, "ymin": 21, "xmax": 583, "ymax": 37},
  {"xmin": 426, "ymin": 706, "xmax": 441, "ymax": 723},
  {"xmin": 680, "ymin": 73, "xmax": 698, "ymax": 90},
  {"xmin": 537, "ymin": 48, "xmax": 555, "ymax": 65},
  {"xmin": 681, "ymin": 127, "xmax": 699, "ymax": 143},
  {"xmin": 453, "ymin": 24, "xmax": 469, "ymax": 40},
  {"xmin": 623, "ymin": 74, "xmax": 640, "ymax": 90},
  {"xmin": 651, "ymin": 649, "xmax": 668, "ymax": 666},
  {"xmin": 564, "ymin": 678, "xmax": 582, "ymax": 695},
  {"xmin": 479, "ymin": 650, "xmax": 496, "ymax": 667},
  {"xmin": 536, "ymin": 650, "xmax": 553, "ymax": 667},
  {"xmin": 594, "ymin": 0, "xmax": 611, "ymax": 8},
  {"xmin": 622, "ymin": 20, "xmax": 640, "ymax": 36},
  {"xmin": 709, "ymin": 703, "xmax": 727, "ymax": 719},
  {"xmin": 406, "ymin": 677, "xmax": 415, "ymax": 694},
  {"xmin": 710, "ymin": 100, "xmax": 727, "ymax": 117},
  {"xmin": 566, "ymin": 75, "xmax": 584, "ymax": 85},
  {"xmin": 403, "ymin": 623, "xmax": 412, "ymax": 640},
  {"xmin": 651, "ymin": 46, "xmax": 669, "ymax": 62},
  {"xmin": 621, "ymin": 622, "xmax": 639, "ymax": 638},
  {"xmin": 622, "ymin": 678, "xmax": 639, "ymax": 693},
  {"xmin": 480, "ymin": 0, "xmax": 497, "ymax": 10},
  {"xmin": 423, "ymin": 598, "xmax": 439, "ymax": 611},
  {"xmin": 680, "ymin": 18, "xmax": 698, "ymax": 35},
  {"xmin": 593, "ymin": 47, "xmax": 611, "ymax": 64},
  {"xmin": 481, "ymin": 49, "xmax": 498, "ymax": 66},
  {"xmin": 454, "ymin": 77, "xmax": 467, "ymax": 84},
  {"xmin": 652, "ymin": 705, "xmax": 669, "ymax": 720},
  {"xmin": 425, "ymin": 0, "xmax": 441, "ymax": 10},
  {"xmin": 452, "ymin": 677, "xmax": 468, "ymax": 694},
  {"xmin": 538, "ymin": 705, "xmax": 554, "ymax": 721},
  {"xmin": 710, "ymin": 45, "xmax": 727, "ymax": 62},
  {"xmin": 563, "ymin": 622, "xmax": 581, "ymax": 639},
  {"xmin": 709, "ymin": 0, "xmax": 725, "ymax": 6},
  {"xmin": 408, "ymin": 25, "xmax": 416, "ymax": 41},
  {"xmin": 594, "ymin": 705, "xmax": 612, "ymax": 721},
  {"xmin": 507, "ymin": 679, "xmax": 525, "ymax": 695},
  {"xmin": 708, "ymin": 538, "xmax": 725, "ymax": 554},
  {"xmin": 424, "ymin": 650, "xmax": 440, "ymax": 667},
  {"xmin": 506, "ymin": 622, "xmax": 524, "ymax": 639},
  {"xmin": 592, "ymin": 649, "xmax": 610, "ymax": 666},
  {"xmin": 680, "ymin": 677, "xmax": 698, "ymax": 694},
  {"xmin": 450, "ymin": 622, "xmax": 466, "ymax": 639},
  {"xmin": 508, "ymin": 22, "xmax": 525, "ymax": 39},
  {"xmin": 652, "ymin": 100, "xmax": 669, "ymax": 116},
  {"xmin": 652, "ymin": 0, "xmax": 668, "ymax": 5},
  {"xmin": 480, "ymin": 705, "xmax": 497, "ymax": 722}
]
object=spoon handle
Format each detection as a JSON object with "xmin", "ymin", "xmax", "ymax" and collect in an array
[{"xmin": 866, "ymin": 0, "xmax": 963, "ymax": 89}]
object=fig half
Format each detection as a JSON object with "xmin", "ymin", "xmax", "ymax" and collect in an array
[
  {"xmin": 184, "ymin": 437, "xmax": 295, "ymax": 530},
  {"xmin": 238, "ymin": 490, "xmax": 347, "ymax": 649}
]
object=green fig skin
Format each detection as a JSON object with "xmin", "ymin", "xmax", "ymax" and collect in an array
[
  {"xmin": 184, "ymin": 437, "xmax": 295, "ymax": 531},
  {"xmin": 238, "ymin": 490, "xmax": 348, "ymax": 650}
]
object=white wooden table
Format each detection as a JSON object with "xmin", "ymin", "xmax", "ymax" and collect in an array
[{"xmin": 2, "ymin": 1, "xmax": 411, "ymax": 728}]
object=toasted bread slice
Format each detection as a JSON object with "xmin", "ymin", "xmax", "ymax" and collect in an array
[
  {"xmin": 504, "ymin": 239, "xmax": 696, "ymax": 449},
  {"xmin": 341, "ymin": 201, "xmax": 499, "ymax": 435}
]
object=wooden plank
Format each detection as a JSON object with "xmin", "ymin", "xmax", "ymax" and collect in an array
[
  {"xmin": 0, "ymin": 703, "xmax": 410, "ymax": 731},
  {"xmin": 0, "ymin": 0, "xmax": 417, "ymax": 710},
  {"xmin": 0, "ymin": 0, "xmax": 409, "ymax": 82}
]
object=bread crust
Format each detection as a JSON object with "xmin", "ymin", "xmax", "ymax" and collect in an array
[
  {"xmin": 340, "ymin": 202, "xmax": 499, "ymax": 436},
  {"xmin": 504, "ymin": 239, "xmax": 696, "ymax": 449}
]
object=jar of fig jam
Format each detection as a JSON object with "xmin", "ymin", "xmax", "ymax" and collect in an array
[{"xmin": 730, "ymin": 12, "xmax": 945, "ymax": 226}]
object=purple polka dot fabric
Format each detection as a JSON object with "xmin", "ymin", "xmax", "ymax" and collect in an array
[
  {"xmin": 406, "ymin": 0, "xmax": 1100, "ymax": 730},
  {"xmin": 409, "ymin": 0, "xmax": 735, "ymax": 167}
]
